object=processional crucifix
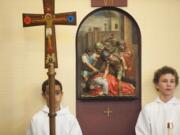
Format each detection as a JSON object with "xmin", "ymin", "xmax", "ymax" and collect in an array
[{"xmin": 22, "ymin": 0, "xmax": 76, "ymax": 135}]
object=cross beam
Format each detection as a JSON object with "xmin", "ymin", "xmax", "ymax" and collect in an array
[{"xmin": 22, "ymin": 0, "xmax": 76, "ymax": 68}]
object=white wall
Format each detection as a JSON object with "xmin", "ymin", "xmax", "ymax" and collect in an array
[{"xmin": 0, "ymin": 0, "xmax": 180, "ymax": 134}]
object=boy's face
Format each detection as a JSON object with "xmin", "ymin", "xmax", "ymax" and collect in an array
[
  {"xmin": 155, "ymin": 73, "xmax": 176, "ymax": 97},
  {"xmin": 43, "ymin": 84, "xmax": 63, "ymax": 111}
]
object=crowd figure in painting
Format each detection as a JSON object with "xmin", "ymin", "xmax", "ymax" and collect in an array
[{"xmin": 81, "ymin": 33, "xmax": 135, "ymax": 97}]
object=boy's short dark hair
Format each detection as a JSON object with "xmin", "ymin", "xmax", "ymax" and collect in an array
[
  {"xmin": 42, "ymin": 79, "xmax": 63, "ymax": 95},
  {"xmin": 153, "ymin": 66, "xmax": 179, "ymax": 86}
]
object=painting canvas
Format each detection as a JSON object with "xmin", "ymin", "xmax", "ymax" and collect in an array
[{"xmin": 76, "ymin": 7, "xmax": 141, "ymax": 99}]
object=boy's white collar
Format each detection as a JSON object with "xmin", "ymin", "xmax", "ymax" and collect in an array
[
  {"xmin": 42, "ymin": 105, "xmax": 70, "ymax": 115},
  {"xmin": 155, "ymin": 97, "xmax": 180, "ymax": 105}
]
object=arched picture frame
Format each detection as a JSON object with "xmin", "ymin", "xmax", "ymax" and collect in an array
[{"xmin": 76, "ymin": 7, "xmax": 141, "ymax": 99}]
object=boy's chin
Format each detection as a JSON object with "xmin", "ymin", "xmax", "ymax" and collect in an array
[
  {"xmin": 162, "ymin": 92, "xmax": 174, "ymax": 96},
  {"xmin": 47, "ymin": 104, "xmax": 60, "ymax": 110}
]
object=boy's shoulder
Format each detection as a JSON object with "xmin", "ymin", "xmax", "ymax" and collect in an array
[
  {"xmin": 175, "ymin": 98, "xmax": 180, "ymax": 105},
  {"xmin": 58, "ymin": 106, "xmax": 74, "ymax": 116},
  {"xmin": 141, "ymin": 98, "xmax": 160, "ymax": 114},
  {"xmin": 57, "ymin": 106, "xmax": 77, "ymax": 122},
  {"xmin": 31, "ymin": 105, "xmax": 49, "ymax": 121},
  {"xmin": 142, "ymin": 97, "xmax": 180, "ymax": 112}
]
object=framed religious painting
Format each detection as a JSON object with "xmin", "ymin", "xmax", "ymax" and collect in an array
[{"xmin": 76, "ymin": 7, "xmax": 141, "ymax": 100}]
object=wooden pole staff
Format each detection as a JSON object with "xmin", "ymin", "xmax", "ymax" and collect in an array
[
  {"xmin": 45, "ymin": 14, "xmax": 56, "ymax": 135},
  {"xmin": 47, "ymin": 63, "xmax": 56, "ymax": 135}
]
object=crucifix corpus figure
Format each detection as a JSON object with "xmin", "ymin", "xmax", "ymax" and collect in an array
[{"xmin": 22, "ymin": 0, "xmax": 76, "ymax": 135}]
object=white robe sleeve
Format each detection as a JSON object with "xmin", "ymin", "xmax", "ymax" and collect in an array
[
  {"xmin": 135, "ymin": 108, "xmax": 151, "ymax": 135},
  {"xmin": 26, "ymin": 119, "xmax": 36, "ymax": 135},
  {"xmin": 69, "ymin": 117, "xmax": 83, "ymax": 135}
]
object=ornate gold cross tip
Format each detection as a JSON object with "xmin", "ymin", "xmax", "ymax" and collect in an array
[{"xmin": 104, "ymin": 106, "xmax": 112, "ymax": 118}]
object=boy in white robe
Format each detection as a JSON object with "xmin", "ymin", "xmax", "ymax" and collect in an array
[
  {"xmin": 135, "ymin": 66, "xmax": 180, "ymax": 135},
  {"xmin": 26, "ymin": 79, "xmax": 83, "ymax": 135}
]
